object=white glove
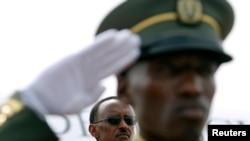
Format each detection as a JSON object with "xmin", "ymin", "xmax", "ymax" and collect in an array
[{"xmin": 20, "ymin": 29, "xmax": 141, "ymax": 115}]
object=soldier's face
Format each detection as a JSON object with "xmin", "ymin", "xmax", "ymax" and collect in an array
[{"xmin": 118, "ymin": 52, "xmax": 219, "ymax": 141}]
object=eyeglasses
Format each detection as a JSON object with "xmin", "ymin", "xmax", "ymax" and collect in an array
[{"xmin": 93, "ymin": 115, "xmax": 136, "ymax": 126}]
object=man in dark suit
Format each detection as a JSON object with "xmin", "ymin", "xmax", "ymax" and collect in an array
[{"xmin": 88, "ymin": 96, "xmax": 136, "ymax": 141}]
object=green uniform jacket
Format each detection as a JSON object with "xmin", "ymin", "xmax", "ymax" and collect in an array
[
  {"xmin": 0, "ymin": 93, "xmax": 59, "ymax": 141},
  {"xmin": 0, "ymin": 106, "xmax": 59, "ymax": 141}
]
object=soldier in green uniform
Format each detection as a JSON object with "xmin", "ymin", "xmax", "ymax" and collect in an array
[
  {"xmin": 0, "ymin": 0, "xmax": 234, "ymax": 141},
  {"xmin": 96, "ymin": 0, "xmax": 234, "ymax": 141}
]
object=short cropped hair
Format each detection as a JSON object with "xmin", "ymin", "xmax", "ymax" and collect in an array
[{"xmin": 89, "ymin": 96, "xmax": 118, "ymax": 124}]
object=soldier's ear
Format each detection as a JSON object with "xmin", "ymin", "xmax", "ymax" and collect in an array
[
  {"xmin": 88, "ymin": 124, "xmax": 99, "ymax": 139},
  {"xmin": 117, "ymin": 74, "xmax": 134, "ymax": 106}
]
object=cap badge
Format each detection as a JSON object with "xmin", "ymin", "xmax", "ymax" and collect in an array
[{"xmin": 177, "ymin": 0, "xmax": 203, "ymax": 24}]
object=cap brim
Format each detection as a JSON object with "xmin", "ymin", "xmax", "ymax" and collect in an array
[{"xmin": 139, "ymin": 35, "xmax": 232, "ymax": 63}]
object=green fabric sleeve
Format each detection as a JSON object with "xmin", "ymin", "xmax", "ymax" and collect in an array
[{"xmin": 0, "ymin": 92, "xmax": 59, "ymax": 141}]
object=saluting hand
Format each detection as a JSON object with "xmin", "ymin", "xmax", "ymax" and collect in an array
[{"xmin": 20, "ymin": 29, "xmax": 141, "ymax": 115}]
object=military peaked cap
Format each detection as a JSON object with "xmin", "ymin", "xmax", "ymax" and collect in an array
[{"xmin": 96, "ymin": 0, "xmax": 234, "ymax": 63}]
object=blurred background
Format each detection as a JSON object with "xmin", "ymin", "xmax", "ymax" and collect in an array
[{"xmin": 0, "ymin": 0, "xmax": 249, "ymax": 140}]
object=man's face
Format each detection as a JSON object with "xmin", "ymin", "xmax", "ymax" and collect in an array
[
  {"xmin": 89, "ymin": 99, "xmax": 136, "ymax": 141},
  {"xmin": 118, "ymin": 52, "xmax": 219, "ymax": 141}
]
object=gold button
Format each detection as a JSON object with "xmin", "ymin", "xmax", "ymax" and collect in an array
[
  {"xmin": 1, "ymin": 104, "xmax": 14, "ymax": 117},
  {"xmin": 0, "ymin": 114, "xmax": 7, "ymax": 126},
  {"xmin": 0, "ymin": 97, "xmax": 24, "ymax": 127}
]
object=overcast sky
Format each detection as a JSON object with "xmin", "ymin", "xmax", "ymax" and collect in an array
[{"xmin": 0, "ymin": 0, "xmax": 250, "ymax": 140}]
